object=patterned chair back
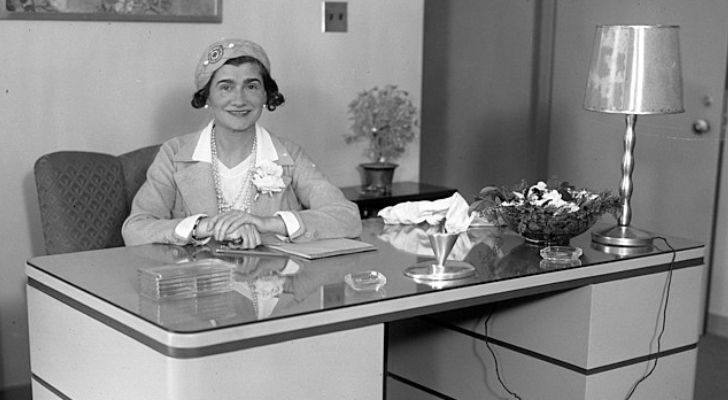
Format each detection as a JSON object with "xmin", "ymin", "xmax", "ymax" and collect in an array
[{"xmin": 34, "ymin": 144, "xmax": 160, "ymax": 255}]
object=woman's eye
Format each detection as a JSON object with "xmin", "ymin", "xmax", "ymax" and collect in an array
[
  {"xmin": 219, "ymin": 84, "xmax": 233, "ymax": 92},
  {"xmin": 246, "ymin": 82, "xmax": 262, "ymax": 91}
]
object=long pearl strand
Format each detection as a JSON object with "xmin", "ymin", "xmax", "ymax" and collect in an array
[{"xmin": 210, "ymin": 126, "xmax": 257, "ymax": 213}]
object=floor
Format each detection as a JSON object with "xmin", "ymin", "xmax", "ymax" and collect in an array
[
  {"xmin": 694, "ymin": 333, "xmax": 728, "ymax": 400},
  {"xmin": 1, "ymin": 334, "xmax": 726, "ymax": 399}
]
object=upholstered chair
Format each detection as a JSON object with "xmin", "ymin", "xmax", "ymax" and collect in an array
[{"xmin": 34, "ymin": 144, "xmax": 160, "ymax": 255}]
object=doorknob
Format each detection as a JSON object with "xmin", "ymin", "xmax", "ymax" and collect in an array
[{"xmin": 692, "ymin": 119, "xmax": 711, "ymax": 134}]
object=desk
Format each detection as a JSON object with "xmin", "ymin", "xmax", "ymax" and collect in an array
[
  {"xmin": 340, "ymin": 181, "xmax": 457, "ymax": 218},
  {"xmin": 26, "ymin": 220, "xmax": 704, "ymax": 399}
]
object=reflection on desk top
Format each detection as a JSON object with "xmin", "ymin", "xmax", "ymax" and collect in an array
[{"xmin": 26, "ymin": 219, "xmax": 703, "ymax": 335}]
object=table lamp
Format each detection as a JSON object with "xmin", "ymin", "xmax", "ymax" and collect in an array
[{"xmin": 584, "ymin": 25, "xmax": 684, "ymax": 247}]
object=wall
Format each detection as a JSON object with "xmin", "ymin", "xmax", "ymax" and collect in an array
[
  {"xmin": 0, "ymin": 0, "xmax": 424, "ymax": 389},
  {"xmin": 420, "ymin": 0, "xmax": 547, "ymax": 200}
]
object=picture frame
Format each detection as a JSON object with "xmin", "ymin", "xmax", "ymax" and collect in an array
[{"xmin": 1, "ymin": 0, "xmax": 222, "ymax": 23}]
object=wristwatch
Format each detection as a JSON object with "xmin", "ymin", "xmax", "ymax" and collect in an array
[{"xmin": 191, "ymin": 216, "xmax": 204, "ymax": 241}]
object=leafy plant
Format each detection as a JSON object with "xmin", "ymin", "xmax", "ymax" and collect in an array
[{"xmin": 345, "ymin": 84, "xmax": 418, "ymax": 163}]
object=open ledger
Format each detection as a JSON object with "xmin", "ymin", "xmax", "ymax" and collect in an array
[{"xmin": 266, "ymin": 238, "xmax": 377, "ymax": 259}]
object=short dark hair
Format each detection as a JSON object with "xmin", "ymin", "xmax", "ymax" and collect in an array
[{"xmin": 191, "ymin": 55, "xmax": 285, "ymax": 111}]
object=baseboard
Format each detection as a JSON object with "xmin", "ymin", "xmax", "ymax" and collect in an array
[
  {"xmin": 0, "ymin": 383, "xmax": 31, "ymax": 400},
  {"xmin": 707, "ymin": 312, "xmax": 728, "ymax": 339}
]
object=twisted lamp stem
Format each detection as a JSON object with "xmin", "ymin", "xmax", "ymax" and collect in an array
[
  {"xmin": 591, "ymin": 113, "xmax": 654, "ymax": 248},
  {"xmin": 619, "ymin": 114, "xmax": 637, "ymax": 227}
]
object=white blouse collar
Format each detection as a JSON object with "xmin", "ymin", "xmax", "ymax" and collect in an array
[{"xmin": 192, "ymin": 121, "xmax": 278, "ymax": 166}]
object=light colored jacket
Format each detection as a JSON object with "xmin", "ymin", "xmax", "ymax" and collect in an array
[{"xmin": 122, "ymin": 127, "xmax": 362, "ymax": 246}]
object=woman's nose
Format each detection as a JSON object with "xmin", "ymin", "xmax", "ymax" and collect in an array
[{"xmin": 231, "ymin": 87, "xmax": 248, "ymax": 104}]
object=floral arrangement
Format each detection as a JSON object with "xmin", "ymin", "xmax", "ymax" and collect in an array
[
  {"xmin": 252, "ymin": 161, "xmax": 286, "ymax": 198},
  {"xmin": 470, "ymin": 179, "xmax": 620, "ymax": 245},
  {"xmin": 345, "ymin": 84, "xmax": 418, "ymax": 163}
]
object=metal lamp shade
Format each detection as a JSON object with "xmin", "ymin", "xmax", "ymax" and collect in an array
[{"xmin": 584, "ymin": 25, "xmax": 684, "ymax": 114}]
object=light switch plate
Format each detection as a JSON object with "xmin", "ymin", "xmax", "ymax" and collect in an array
[{"xmin": 323, "ymin": 2, "xmax": 347, "ymax": 33}]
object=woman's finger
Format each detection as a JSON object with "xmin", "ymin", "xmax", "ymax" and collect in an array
[
  {"xmin": 214, "ymin": 211, "xmax": 254, "ymax": 240},
  {"xmin": 231, "ymin": 224, "xmax": 262, "ymax": 249},
  {"xmin": 213, "ymin": 212, "xmax": 239, "ymax": 240}
]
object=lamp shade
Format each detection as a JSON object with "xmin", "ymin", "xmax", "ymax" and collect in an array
[{"xmin": 584, "ymin": 25, "xmax": 684, "ymax": 114}]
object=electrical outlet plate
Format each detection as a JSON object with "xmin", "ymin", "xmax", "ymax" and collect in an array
[{"xmin": 323, "ymin": 1, "xmax": 347, "ymax": 33}]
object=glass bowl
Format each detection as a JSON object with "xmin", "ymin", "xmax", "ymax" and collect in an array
[{"xmin": 499, "ymin": 208, "xmax": 602, "ymax": 246}]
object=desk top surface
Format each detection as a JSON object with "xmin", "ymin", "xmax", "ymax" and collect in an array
[{"xmin": 26, "ymin": 218, "xmax": 703, "ymax": 340}]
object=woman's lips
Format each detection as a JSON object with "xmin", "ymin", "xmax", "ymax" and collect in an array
[{"xmin": 227, "ymin": 110, "xmax": 251, "ymax": 117}]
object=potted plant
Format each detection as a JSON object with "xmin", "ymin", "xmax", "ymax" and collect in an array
[{"xmin": 345, "ymin": 84, "xmax": 418, "ymax": 194}]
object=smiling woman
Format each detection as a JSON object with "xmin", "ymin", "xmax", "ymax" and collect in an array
[{"xmin": 122, "ymin": 38, "xmax": 362, "ymax": 249}]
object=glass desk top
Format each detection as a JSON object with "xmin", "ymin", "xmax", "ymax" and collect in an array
[{"xmin": 27, "ymin": 218, "xmax": 702, "ymax": 334}]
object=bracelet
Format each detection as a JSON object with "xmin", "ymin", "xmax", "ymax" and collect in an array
[{"xmin": 191, "ymin": 216, "xmax": 204, "ymax": 241}]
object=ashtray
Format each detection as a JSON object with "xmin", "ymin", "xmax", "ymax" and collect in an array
[
  {"xmin": 345, "ymin": 270, "xmax": 387, "ymax": 292},
  {"xmin": 540, "ymin": 246, "xmax": 583, "ymax": 261}
]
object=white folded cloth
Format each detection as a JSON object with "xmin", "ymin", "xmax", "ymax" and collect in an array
[{"xmin": 377, "ymin": 192, "xmax": 474, "ymax": 233}]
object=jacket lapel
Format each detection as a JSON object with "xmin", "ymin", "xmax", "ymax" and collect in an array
[{"xmin": 173, "ymin": 132, "xmax": 219, "ymax": 216}]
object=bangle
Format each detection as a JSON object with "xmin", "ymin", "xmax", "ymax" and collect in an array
[{"xmin": 191, "ymin": 217, "xmax": 203, "ymax": 241}]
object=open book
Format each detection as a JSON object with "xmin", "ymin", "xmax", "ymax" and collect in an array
[{"xmin": 266, "ymin": 238, "xmax": 377, "ymax": 259}]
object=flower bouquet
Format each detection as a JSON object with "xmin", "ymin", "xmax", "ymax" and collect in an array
[{"xmin": 469, "ymin": 179, "xmax": 620, "ymax": 245}]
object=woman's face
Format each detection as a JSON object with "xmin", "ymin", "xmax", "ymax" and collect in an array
[{"xmin": 207, "ymin": 62, "xmax": 267, "ymax": 135}]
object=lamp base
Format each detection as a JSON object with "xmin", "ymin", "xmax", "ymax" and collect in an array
[
  {"xmin": 404, "ymin": 260, "xmax": 475, "ymax": 282},
  {"xmin": 591, "ymin": 225, "xmax": 654, "ymax": 247},
  {"xmin": 591, "ymin": 242, "xmax": 654, "ymax": 257}
]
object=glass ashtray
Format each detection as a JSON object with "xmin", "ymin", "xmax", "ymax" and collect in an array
[
  {"xmin": 345, "ymin": 270, "xmax": 387, "ymax": 292},
  {"xmin": 540, "ymin": 259, "xmax": 582, "ymax": 271},
  {"xmin": 540, "ymin": 246, "xmax": 583, "ymax": 261}
]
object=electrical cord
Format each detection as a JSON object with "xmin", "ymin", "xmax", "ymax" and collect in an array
[
  {"xmin": 484, "ymin": 312, "xmax": 524, "ymax": 400},
  {"xmin": 623, "ymin": 236, "xmax": 676, "ymax": 400}
]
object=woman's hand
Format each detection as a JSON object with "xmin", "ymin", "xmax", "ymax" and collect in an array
[
  {"xmin": 226, "ymin": 224, "xmax": 263, "ymax": 249},
  {"xmin": 208, "ymin": 210, "xmax": 261, "ymax": 241},
  {"xmin": 208, "ymin": 210, "xmax": 288, "ymax": 242},
  {"xmin": 193, "ymin": 215, "xmax": 259, "ymax": 246}
]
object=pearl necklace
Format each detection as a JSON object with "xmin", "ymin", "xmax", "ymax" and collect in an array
[{"xmin": 210, "ymin": 126, "xmax": 257, "ymax": 213}]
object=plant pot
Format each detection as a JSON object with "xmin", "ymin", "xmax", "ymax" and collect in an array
[{"xmin": 359, "ymin": 162, "xmax": 397, "ymax": 195}]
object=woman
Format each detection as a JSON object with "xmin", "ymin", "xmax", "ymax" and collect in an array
[{"xmin": 122, "ymin": 39, "xmax": 362, "ymax": 248}]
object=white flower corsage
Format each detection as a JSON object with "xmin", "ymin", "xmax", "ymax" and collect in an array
[{"xmin": 252, "ymin": 161, "xmax": 286, "ymax": 199}]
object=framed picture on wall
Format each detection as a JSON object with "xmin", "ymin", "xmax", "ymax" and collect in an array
[{"xmin": 1, "ymin": 0, "xmax": 222, "ymax": 22}]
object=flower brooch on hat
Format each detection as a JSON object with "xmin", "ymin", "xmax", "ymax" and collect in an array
[{"xmin": 206, "ymin": 44, "xmax": 226, "ymax": 65}]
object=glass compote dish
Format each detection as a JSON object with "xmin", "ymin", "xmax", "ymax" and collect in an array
[{"xmin": 470, "ymin": 180, "xmax": 619, "ymax": 246}]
